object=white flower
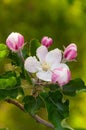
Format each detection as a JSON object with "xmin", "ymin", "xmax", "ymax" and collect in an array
[{"xmin": 24, "ymin": 45, "xmax": 69, "ymax": 82}]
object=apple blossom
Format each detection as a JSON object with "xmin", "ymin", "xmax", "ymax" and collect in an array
[
  {"xmin": 41, "ymin": 36, "xmax": 53, "ymax": 48},
  {"xmin": 24, "ymin": 45, "xmax": 70, "ymax": 83},
  {"xmin": 52, "ymin": 64, "xmax": 71, "ymax": 86},
  {"xmin": 63, "ymin": 43, "xmax": 77, "ymax": 61},
  {"xmin": 6, "ymin": 32, "xmax": 24, "ymax": 52}
]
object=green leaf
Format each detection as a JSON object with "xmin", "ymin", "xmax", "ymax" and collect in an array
[
  {"xmin": 24, "ymin": 70, "xmax": 33, "ymax": 85},
  {"xmin": 0, "ymin": 76, "xmax": 17, "ymax": 89},
  {"xmin": 8, "ymin": 51, "xmax": 23, "ymax": 67},
  {"xmin": 0, "ymin": 71, "xmax": 20, "ymax": 89},
  {"xmin": 48, "ymin": 84, "xmax": 59, "ymax": 91},
  {"xmin": 8, "ymin": 51, "xmax": 25, "ymax": 78},
  {"xmin": 41, "ymin": 91, "xmax": 72, "ymax": 130},
  {"xmin": 30, "ymin": 39, "xmax": 40, "ymax": 56},
  {"xmin": 0, "ymin": 71, "xmax": 23, "ymax": 100},
  {"xmin": 23, "ymin": 95, "xmax": 44, "ymax": 115},
  {"xmin": 0, "ymin": 43, "xmax": 9, "ymax": 61},
  {"xmin": 0, "ymin": 78, "xmax": 23, "ymax": 100},
  {"xmin": 0, "ymin": 88, "xmax": 18, "ymax": 100},
  {"xmin": 61, "ymin": 119, "xmax": 74, "ymax": 130},
  {"xmin": 22, "ymin": 42, "xmax": 29, "ymax": 59},
  {"xmin": 63, "ymin": 78, "xmax": 86, "ymax": 96}
]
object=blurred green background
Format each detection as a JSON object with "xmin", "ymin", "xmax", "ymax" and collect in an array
[{"xmin": 0, "ymin": 0, "xmax": 86, "ymax": 129}]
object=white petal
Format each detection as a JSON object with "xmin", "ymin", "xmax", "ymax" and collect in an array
[
  {"xmin": 45, "ymin": 48, "xmax": 62, "ymax": 66},
  {"xmin": 51, "ymin": 63, "xmax": 61, "ymax": 70},
  {"xmin": 36, "ymin": 70, "xmax": 52, "ymax": 81},
  {"xmin": 56, "ymin": 63, "xmax": 70, "ymax": 70},
  {"xmin": 51, "ymin": 63, "xmax": 70, "ymax": 73},
  {"xmin": 36, "ymin": 45, "xmax": 48, "ymax": 63},
  {"xmin": 8, "ymin": 32, "xmax": 18, "ymax": 44},
  {"xmin": 24, "ymin": 56, "xmax": 41, "ymax": 73}
]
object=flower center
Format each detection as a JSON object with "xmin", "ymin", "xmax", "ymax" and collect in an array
[{"xmin": 42, "ymin": 62, "xmax": 50, "ymax": 71}]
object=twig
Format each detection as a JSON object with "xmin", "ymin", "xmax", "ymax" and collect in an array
[
  {"xmin": 32, "ymin": 115, "xmax": 54, "ymax": 129},
  {"xmin": 5, "ymin": 98, "xmax": 54, "ymax": 129},
  {"xmin": 5, "ymin": 98, "xmax": 24, "ymax": 111}
]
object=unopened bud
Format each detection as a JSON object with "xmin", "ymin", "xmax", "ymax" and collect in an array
[
  {"xmin": 6, "ymin": 32, "xmax": 24, "ymax": 52},
  {"xmin": 41, "ymin": 36, "xmax": 53, "ymax": 48},
  {"xmin": 63, "ymin": 43, "xmax": 77, "ymax": 61}
]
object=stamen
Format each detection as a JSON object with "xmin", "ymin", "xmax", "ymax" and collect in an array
[{"xmin": 42, "ymin": 62, "xmax": 50, "ymax": 71}]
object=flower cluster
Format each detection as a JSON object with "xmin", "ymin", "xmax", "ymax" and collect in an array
[
  {"xmin": 6, "ymin": 32, "xmax": 77, "ymax": 87},
  {"xmin": 4, "ymin": 32, "xmax": 86, "ymax": 130}
]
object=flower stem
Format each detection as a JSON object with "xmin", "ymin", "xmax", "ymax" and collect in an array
[{"xmin": 18, "ymin": 50, "xmax": 25, "ymax": 63}]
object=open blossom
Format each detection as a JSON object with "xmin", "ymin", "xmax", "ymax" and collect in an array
[
  {"xmin": 52, "ymin": 64, "xmax": 71, "ymax": 86},
  {"xmin": 41, "ymin": 36, "xmax": 53, "ymax": 48},
  {"xmin": 63, "ymin": 43, "xmax": 77, "ymax": 61},
  {"xmin": 6, "ymin": 32, "xmax": 24, "ymax": 52},
  {"xmin": 24, "ymin": 45, "xmax": 70, "ymax": 83}
]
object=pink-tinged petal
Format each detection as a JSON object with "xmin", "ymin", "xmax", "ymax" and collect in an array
[
  {"xmin": 24, "ymin": 56, "xmax": 41, "ymax": 73},
  {"xmin": 67, "ymin": 69, "xmax": 71, "ymax": 83},
  {"xmin": 36, "ymin": 70, "xmax": 52, "ymax": 81},
  {"xmin": 6, "ymin": 33, "xmax": 18, "ymax": 51},
  {"xmin": 41, "ymin": 36, "xmax": 53, "ymax": 48},
  {"xmin": 63, "ymin": 43, "xmax": 77, "ymax": 61},
  {"xmin": 65, "ymin": 43, "xmax": 77, "ymax": 51},
  {"xmin": 52, "ymin": 64, "xmax": 71, "ymax": 86},
  {"xmin": 45, "ymin": 48, "xmax": 62, "ymax": 66},
  {"xmin": 36, "ymin": 45, "xmax": 48, "ymax": 63},
  {"xmin": 6, "ymin": 40, "xmax": 16, "ymax": 52},
  {"xmin": 18, "ymin": 33, "xmax": 24, "ymax": 48},
  {"xmin": 65, "ymin": 50, "xmax": 77, "ymax": 60}
]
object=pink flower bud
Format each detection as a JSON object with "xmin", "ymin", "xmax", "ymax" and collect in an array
[
  {"xmin": 41, "ymin": 36, "xmax": 53, "ymax": 48},
  {"xmin": 52, "ymin": 66, "xmax": 71, "ymax": 87},
  {"xmin": 63, "ymin": 43, "xmax": 77, "ymax": 61},
  {"xmin": 6, "ymin": 32, "xmax": 24, "ymax": 52}
]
